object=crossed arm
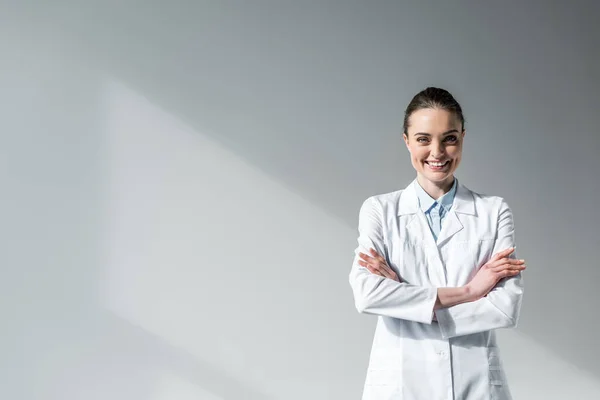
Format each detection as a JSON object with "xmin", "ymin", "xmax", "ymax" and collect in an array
[{"xmin": 348, "ymin": 196, "xmax": 525, "ymax": 339}]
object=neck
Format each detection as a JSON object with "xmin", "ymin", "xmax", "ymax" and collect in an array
[{"xmin": 416, "ymin": 175, "xmax": 455, "ymax": 200}]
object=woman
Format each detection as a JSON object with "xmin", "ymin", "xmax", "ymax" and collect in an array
[{"xmin": 349, "ymin": 87, "xmax": 525, "ymax": 400}]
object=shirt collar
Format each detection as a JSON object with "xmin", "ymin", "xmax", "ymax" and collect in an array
[{"xmin": 414, "ymin": 177, "xmax": 458, "ymax": 214}]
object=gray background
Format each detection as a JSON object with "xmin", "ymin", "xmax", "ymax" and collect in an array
[{"xmin": 1, "ymin": 1, "xmax": 599, "ymax": 399}]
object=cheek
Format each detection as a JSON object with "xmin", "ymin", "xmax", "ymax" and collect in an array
[
  {"xmin": 448, "ymin": 148, "xmax": 462, "ymax": 159},
  {"xmin": 450, "ymin": 153, "xmax": 462, "ymax": 168},
  {"xmin": 410, "ymin": 147, "xmax": 426, "ymax": 161}
]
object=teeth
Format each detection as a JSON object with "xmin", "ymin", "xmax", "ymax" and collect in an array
[{"xmin": 428, "ymin": 161, "xmax": 447, "ymax": 167}]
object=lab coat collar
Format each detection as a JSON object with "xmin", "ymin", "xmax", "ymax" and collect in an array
[
  {"xmin": 397, "ymin": 177, "xmax": 475, "ymax": 216},
  {"xmin": 415, "ymin": 177, "xmax": 458, "ymax": 214}
]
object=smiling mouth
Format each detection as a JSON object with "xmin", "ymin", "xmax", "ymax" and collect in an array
[
  {"xmin": 424, "ymin": 160, "xmax": 451, "ymax": 172},
  {"xmin": 425, "ymin": 160, "xmax": 450, "ymax": 168}
]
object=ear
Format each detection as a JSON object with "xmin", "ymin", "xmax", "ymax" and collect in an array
[{"xmin": 402, "ymin": 133, "xmax": 410, "ymax": 148}]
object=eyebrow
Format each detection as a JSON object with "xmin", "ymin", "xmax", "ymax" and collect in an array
[{"xmin": 414, "ymin": 129, "xmax": 460, "ymax": 136}]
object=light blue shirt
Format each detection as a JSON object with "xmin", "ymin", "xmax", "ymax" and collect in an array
[{"xmin": 414, "ymin": 178, "xmax": 458, "ymax": 242}]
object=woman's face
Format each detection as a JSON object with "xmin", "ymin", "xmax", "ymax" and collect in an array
[{"xmin": 403, "ymin": 108, "xmax": 465, "ymax": 186}]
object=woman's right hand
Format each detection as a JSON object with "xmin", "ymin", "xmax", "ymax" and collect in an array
[{"xmin": 466, "ymin": 247, "xmax": 526, "ymax": 300}]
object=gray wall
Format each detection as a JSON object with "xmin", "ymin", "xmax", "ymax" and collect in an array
[{"xmin": 2, "ymin": 1, "xmax": 599, "ymax": 399}]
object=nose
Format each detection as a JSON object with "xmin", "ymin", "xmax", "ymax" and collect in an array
[{"xmin": 431, "ymin": 143, "xmax": 445, "ymax": 159}]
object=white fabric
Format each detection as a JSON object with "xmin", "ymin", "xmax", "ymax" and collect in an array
[{"xmin": 349, "ymin": 178, "xmax": 524, "ymax": 400}]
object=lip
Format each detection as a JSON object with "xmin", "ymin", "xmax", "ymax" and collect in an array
[
  {"xmin": 424, "ymin": 160, "xmax": 450, "ymax": 171},
  {"xmin": 425, "ymin": 160, "xmax": 450, "ymax": 164}
]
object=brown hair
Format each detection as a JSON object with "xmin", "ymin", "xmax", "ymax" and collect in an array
[{"xmin": 403, "ymin": 87, "xmax": 465, "ymax": 135}]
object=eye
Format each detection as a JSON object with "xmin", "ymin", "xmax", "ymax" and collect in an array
[
  {"xmin": 444, "ymin": 135, "xmax": 458, "ymax": 143},
  {"xmin": 416, "ymin": 137, "xmax": 428, "ymax": 143}
]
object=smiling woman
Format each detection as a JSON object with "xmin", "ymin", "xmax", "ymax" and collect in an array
[
  {"xmin": 349, "ymin": 87, "xmax": 525, "ymax": 400},
  {"xmin": 402, "ymin": 88, "xmax": 465, "ymax": 198}
]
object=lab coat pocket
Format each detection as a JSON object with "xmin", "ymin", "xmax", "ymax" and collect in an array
[
  {"xmin": 365, "ymin": 348, "xmax": 402, "ymax": 387},
  {"xmin": 444, "ymin": 239, "xmax": 494, "ymax": 285},
  {"xmin": 487, "ymin": 347, "xmax": 505, "ymax": 386},
  {"xmin": 365, "ymin": 368, "xmax": 401, "ymax": 386}
]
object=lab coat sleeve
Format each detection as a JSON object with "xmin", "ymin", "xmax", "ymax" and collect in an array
[
  {"xmin": 435, "ymin": 198, "xmax": 524, "ymax": 339},
  {"xmin": 349, "ymin": 196, "xmax": 438, "ymax": 324}
]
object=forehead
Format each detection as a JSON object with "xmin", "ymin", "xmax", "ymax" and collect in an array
[{"xmin": 407, "ymin": 108, "xmax": 460, "ymax": 134}]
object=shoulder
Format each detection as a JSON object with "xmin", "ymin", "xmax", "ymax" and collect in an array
[
  {"xmin": 365, "ymin": 189, "xmax": 404, "ymax": 206},
  {"xmin": 461, "ymin": 184, "xmax": 513, "ymax": 215},
  {"xmin": 358, "ymin": 189, "xmax": 404, "ymax": 219}
]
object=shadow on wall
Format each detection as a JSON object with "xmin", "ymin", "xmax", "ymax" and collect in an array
[
  {"xmin": 98, "ymin": 78, "xmax": 600, "ymax": 400},
  {"xmin": 4, "ymin": 1, "xmax": 600, "ymax": 396},
  {"xmin": 30, "ymin": 309, "xmax": 274, "ymax": 400},
  {"xmin": 56, "ymin": 0, "xmax": 600, "ymax": 379},
  {"xmin": 100, "ymin": 79, "xmax": 369, "ymax": 399}
]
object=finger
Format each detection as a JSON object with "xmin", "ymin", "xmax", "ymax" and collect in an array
[
  {"xmin": 369, "ymin": 248, "xmax": 386, "ymax": 263},
  {"xmin": 368, "ymin": 261, "xmax": 394, "ymax": 280},
  {"xmin": 358, "ymin": 252, "xmax": 375, "ymax": 263},
  {"xmin": 492, "ymin": 265, "xmax": 526, "ymax": 274},
  {"xmin": 493, "ymin": 247, "xmax": 515, "ymax": 262},
  {"xmin": 506, "ymin": 265, "xmax": 526, "ymax": 273},
  {"xmin": 366, "ymin": 265, "xmax": 383, "ymax": 276},
  {"xmin": 377, "ymin": 265, "xmax": 394, "ymax": 280},
  {"xmin": 361, "ymin": 254, "xmax": 397, "ymax": 280},
  {"xmin": 366, "ymin": 263, "xmax": 386, "ymax": 278},
  {"xmin": 492, "ymin": 263, "xmax": 526, "ymax": 272},
  {"xmin": 495, "ymin": 266, "xmax": 525, "ymax": 279},
  {"xmin": 378, "ymin": 264, "xmax": 398, "ymax": 280},
  {"xmin": 359, "ymin": 259, "xmax": 385, "ymax": 275},
  {"xmin": 487, "ymin": 256, "xmax": 522, "ymax": 270},
  {"xmin": 492, "ymin": 247, "xmax": 515, "ymax": 260},
  {"xmin": 501, "ymin": 268, "xmax": 522, "ymax": 278},
  {"xmin": 484, "ymin": 258, "xmax": 503, "ymax": 269}
]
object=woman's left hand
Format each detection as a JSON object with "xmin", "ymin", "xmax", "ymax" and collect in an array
[{"xmin": 358, "ymin": 248, "xmax": 401, "ymax": 282}]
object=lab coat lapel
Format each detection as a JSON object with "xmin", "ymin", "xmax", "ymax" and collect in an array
[
  {"xmin": 436, "ymin": 181, "xmax": 476, "ymax": 247},
  {"xmin": 398, "ymin": 179, "xmax": 447, "ymax": 286},
  {"xmin": 435, "ymin": 210, "xmax": 463, "ymax": 247}
]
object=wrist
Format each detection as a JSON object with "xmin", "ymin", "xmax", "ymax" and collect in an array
[{"xmin": 463, "ymin": 284, "xmax": 479, "ymax": 302}]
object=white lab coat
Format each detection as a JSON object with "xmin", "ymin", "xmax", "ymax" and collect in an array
[{"xmin": 349, "ymin": 179, "xmax": 523, "ymax": 400}]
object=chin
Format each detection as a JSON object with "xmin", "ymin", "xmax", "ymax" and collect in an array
[
  {"xmin": 425, "ymin": 173, "xmax": 452, "ymax": 182},
  {"xmin": 419, "ymin": 168, "xmax": 454, "ymax": 181}
]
